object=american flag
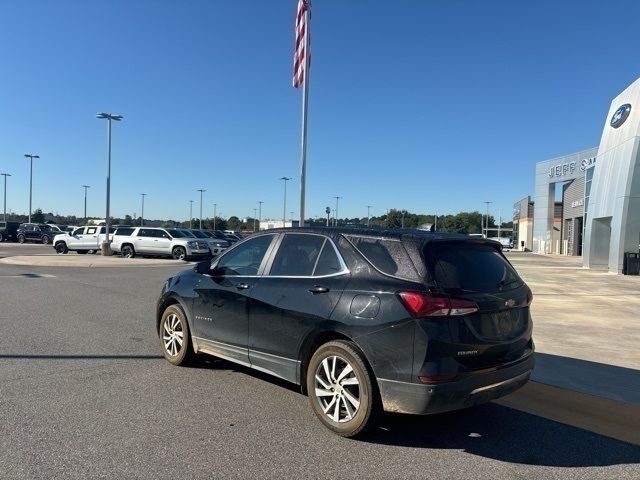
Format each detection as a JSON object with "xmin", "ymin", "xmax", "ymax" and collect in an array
[{"xmin": 292, "ymin": 0, "xmax": 309, "ymax": 88}]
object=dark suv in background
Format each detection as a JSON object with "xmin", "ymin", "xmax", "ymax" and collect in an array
[
  {"xmin": 16, "ymin": 223, "xmax": 58, "ymax": 244},
  {"xmin": 156, "ymin": 227, "xmax": 534, "ymax": 437},
  {"xmin": 0, "ymin": 221, "xmax": 20, "ymax": 242}
]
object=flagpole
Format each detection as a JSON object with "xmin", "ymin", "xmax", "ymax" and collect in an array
[{"xmin": 298, "ymin": 3, "xmax": 310, "ymax": 228}]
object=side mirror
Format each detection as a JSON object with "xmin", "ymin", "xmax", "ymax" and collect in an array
[{"xmin": 194, "ymin": 260, "xmax": 211, "ymax": 275}]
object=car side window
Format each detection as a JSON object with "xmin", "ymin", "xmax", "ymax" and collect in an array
[
  {"xmin": 269, "ymin": 234, "xmax": 325, "ymax": 276},
  {"xmin": 313, "ymin": 240, "xmax": 344, "ymax": 276},
  {"xmin": 138, "ymin": 229, "xmax": 150, "ymax": 237},
  {"xmin": 215, "ymin": 235, "xmax": 275, "ymax": 276},
  {"xmin": 86, "ymin": 227, "xmax": 97, "ymax": 235},
  {"xmin": 73, "ymin": 228, "xmax": 85, "ymax": 236}
]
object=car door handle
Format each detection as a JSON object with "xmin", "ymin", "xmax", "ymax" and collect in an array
[
  {"xmin": 235, "ymin": 283, "xmax": 250, "ymax": 290},
  {"xmin": 308, "ymin": 285, "xmax": 330, "ymax": 294}
]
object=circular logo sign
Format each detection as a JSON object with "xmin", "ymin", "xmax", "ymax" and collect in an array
[{"xmin": 610, "ymin": 104, "xmax": 631, "ymax": 128}]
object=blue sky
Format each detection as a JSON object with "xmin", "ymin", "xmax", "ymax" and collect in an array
[{"xmin": 1, "ymin": 0, "xmax": 639, "ymax": 222}]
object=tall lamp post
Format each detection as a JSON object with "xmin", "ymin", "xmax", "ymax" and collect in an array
[
  {"xmin": 140, "ymin": 193, "xmax": 147, "ymax": 226},
  {"xmin": 1, "ymin": 173, "xmax": 11, "ymax": 224},
  {"xmin": 483, "ymin": 201, "xmax": 492, "ymax": 238},
  {"xmin": 197, "ymin": 189, "xmax": 206, "ymax": 229},
  {"xmin": 333, "ymin": 196, "xmax": 342, "ymax": 227},
  {"xmin": 213, "ymin": 203, "xmax": 217, "ymax": 231},
  {"xmin": 24, "ymin": 154, "xmax": 40, "ymax": 223},
  {"xmin": 96, "ymin": 112, "xmax": 123, "ymax": 255},
  {"xmin": 258, "ymin": 201, "xmax": 263, "ymax": 224},
  {"xmin": 189, "ymin": 200, "xmax": 194, "ymax": 229},
  {"xmin": 253, "ymin": 208, "xmax": 258, "ymax": 232},
  {"xmin": 366, "ymin": 205, "xmax": 372, "ymax": 227},
  {"xmin": 82, "ymin": 185, "xmax": 90, "ymax": 224},
  {"xmin": 280, "ymin": 177, "xmax": 291, "ymax": 226}
]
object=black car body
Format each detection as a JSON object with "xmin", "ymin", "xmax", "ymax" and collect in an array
[
  {"xmin": 156, "ymin": 227, "xmax": 534, "ymax": 436},
  {"xmin": 0, "ymin": 221, "xmax": 20, "ymax": 241},
  {"xmin": 16, "ymin": 223, "xmax": 58, "ymax": 244}
]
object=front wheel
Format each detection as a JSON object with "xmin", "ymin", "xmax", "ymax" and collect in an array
[
  {"xmin": 159, "ymin": 304, "xmax": 195, "ymax": 366},
  {"xmin": 54, "ymin": 242, "xmax": 68, "ymax": 254},
  {"xmin": 172, "ymin": 246, "xmax": 186, "ymax": 261},
  {"xmin": 17, "ymin": 234, "xmax": 25, "ymax": 244},
  {"xmin": 41, "ymin": 235, "xmax": 50, "ymax": 244},
  {"xmin": 306, "ymin": 340, "xmax": 380, "ymax": 438}
]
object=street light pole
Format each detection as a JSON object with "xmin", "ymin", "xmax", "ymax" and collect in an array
[
  {"xmin": 197, "ymin": 189, "xmax": 206, "ymax": 229},
  {"xmin": 333, "ymin": 196, "xmax": 342, "ymax": 227},
  {"xmin": 366, "ymin": 205, "xmax": 371, "ymax": 227},
  {"xmin": 82, "ymin": 185, "xmax": 90, "ymax": 224},
  {"xmin": 280, "ymin": 177, "xmax": 291, "ymax": 226},
  {"xmin": 483, "ymin": 201, "xmax": 492, "ymax": 238},
  {"xmin": 140, "ymin": 193, "xmax": 146, "ymax": 226},
  {"xmin": 213, "ymin": 203, "xmax": 217, "ymax": 231},
  {"xmin": 189, "ymin": 200, "xmax": 193, "ymax": 229},
  {"xmin": 96, "ymin": 113, "xmax": 123, "ymax": 255},
  {"xmin": 253, "ymin": 208, "xmax": 258, "ymax": 232},
  {"xmin": 24, "ymin": 154, "xmax": 40, "ymax": 223},
  {"xmin": 1, "ymin": 173, "xmax": 11, "ymax": 224},
  {"xmin": 258, "ymin": 201, "xmax": 263, "ymax": 224}
]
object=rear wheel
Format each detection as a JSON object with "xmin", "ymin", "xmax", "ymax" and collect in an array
[
  {"xmin": 159, "ymin": 304, "xmax": 195, "ymax": 366},
  {"xmin": 121, "ymin": 244, "xmax": 135, "ymax": 258},
  {"xmin": 17, "ymin": 234, "xmax": 25, "ymax": 244},
  {"xmin": 54, "ymin": 242, "xmax": 68, "ymax": 254},
  {"xmin": 172, "ymin": 246, "xmax": 186, "ymax": 261},
  {"xmin": 41, "ymin": 235, "xmax": 50, "ymax": 244},
  {"xmin": 307, "ymin": 340, "xmax": 379, "ymax": 438}
]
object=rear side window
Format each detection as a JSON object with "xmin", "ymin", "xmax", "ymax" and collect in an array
[
  {"xmin": 346, "ymin": 236, "xmax": 418, "ymax": 280},
  {"xmin": 314, "ymin": 241, "xmax": 343, "ymax": 276},
  {"xmin": 425, "ymin": 242, "xmax": 521, "ymax": 293},
  {"xmin": 270, "ymin": 234, "xmax": 325, "ymax": 276},
  {"xmin": 115, "ymin": 228, "xmax": 134, "ymax": 236}
]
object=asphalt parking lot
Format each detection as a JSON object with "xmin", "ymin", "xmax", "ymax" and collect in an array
[{"xmin": 1, "ymin": 245, "xmax": 639, "ymax": 479}]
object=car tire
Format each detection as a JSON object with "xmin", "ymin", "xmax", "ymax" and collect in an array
[
  {"xmin": 159, "ymin": 304, "xmax": 196, "ymax": 366},
  {"xmin": 17, "ymin": 234, "xmax": 25, "ymax": 244},
  {"xmin": 54, "ymin": 242, "xmax": 68, "ymax": 254},
  {"xmin": 41, "ymin": 235, "xmax": 50, "ymax": 244},
  {"xmin": 121, "ymin": 244, "xmax": 135, "ymax": 258},
  {"xmin": 77, "ymin": 250, "xmax": 88, "ymax": 255},
  {"xmin": 306, "ymin": 340, "xmax": 380, "ymax": 438},
  {"xmin": 172, "ymin": 246, "xmax": 187, "ymax": 261}
]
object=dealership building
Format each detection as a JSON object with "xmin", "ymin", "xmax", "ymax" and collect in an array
[{"xmin": 514, "ymin": 77, "xmax": 640, "ymax": 273}]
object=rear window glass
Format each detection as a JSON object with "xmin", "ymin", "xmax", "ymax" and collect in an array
[
  {"xmin": 346, "ymin": 236, "xmax": 418, "ymax": 280},
  {"xmin": 425, "ymin": 242, "xmax": 521, "ymax": 293}
]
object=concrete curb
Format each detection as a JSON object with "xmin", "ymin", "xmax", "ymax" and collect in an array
[
  {"xmin": 0, "ymin": 255, "xmax": 191, "ymax": 268},
  {"xmin": 495, "ymin": 381, "xmax": 640, "ymax": 446}
]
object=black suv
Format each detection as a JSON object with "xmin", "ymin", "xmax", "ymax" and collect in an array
[
  {"xmin": 156, "ymin": 227, "xmax": 534, "ymax": 437},
  {"xmin": 0, "ymin": 221, "xmax": 20, "ymax": 242},
  {"xmin": 16, "ymin": 223, "xmax": 58, "ymax": 244}
]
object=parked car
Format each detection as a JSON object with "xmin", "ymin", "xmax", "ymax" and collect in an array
[
  {"xmin": 16, "ymin": 223, "xmax": 60, "ymax": 244},
  {"xmin": 111, "ymin": 227, "xmax": 210, "ymax": 260},
  {"xmin": 0, "ymin": 221, "xmax": 21, "ymax": 242},
  {"xmin": 53, "ymin": 226, "xmax": 114, "ymax": 254},
  {"xmin": 156, "ymin": 227, "xmax": 534, "ymax": 437},
  {"xmin": 182, "ymin": 229, "xmax": 229, "ymax": 256}
]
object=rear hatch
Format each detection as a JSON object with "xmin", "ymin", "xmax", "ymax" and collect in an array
[{"xmin": 421, "ymin": 240, "xmax": 532, "ymax": 369}]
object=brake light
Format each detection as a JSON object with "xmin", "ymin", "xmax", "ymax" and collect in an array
[{"xmin": 398, "ymin": 291, "xmax": 478, "ymax": 318}]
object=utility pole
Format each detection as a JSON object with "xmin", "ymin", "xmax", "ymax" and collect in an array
[
  {"xmin": 498, "ymin": 209, "xmax": 502, "ymax": 238},
  {"xmin": 253, "ymin": 208, "xmax": 258, "ymax": 232},
  {"xmin": 197, "ymin": 189, "xmax": 206, "ymax": 229},
  {"xmin": 24, "ymin": 154, "xmax": 40, "ymax": 223},
  {"xmin": 434, "ymin": 210, "xmax": 438, "ymax": 231},
  {"xmin": 483, "ymin": 201, "xmax": 492, "ymax": 238},
  {"xmin": 140, "ymin": 193, "xmax": 146, "ymax": 226},
  {"xmin": 1, "ymin": 173, "xmax": 11, "ymax": 224},
  {"xmin": 401, "ymin": 211, "xmax": 405, "ymax": 229},
  {"xmin": 258, "ymin": 201, "xmax": 263, "ymax": 225},
  {"xmin": 82, "ymin": 185, "xmax": 90, "ymax": 224},
  {"xmin": 189, "ymin": 200, "xmax": 193, "ymax": 229},
  {"xmin": 366, "ymin": 205, "xmax": 372, "ymax": 227},
  {"xmin": 96, "ymin": 113, "xmax": 123, "ymax": 255},
  {"xmin": 280, "ymin": 177, "xmax": 291, "ymax": 226},
  {"xmin": 333, "ymin": 196, "xmax": 342, "ymax": 227},
  {"xmin": 213, "ymin": 203, "xmax": 217, "ymax": 231}
]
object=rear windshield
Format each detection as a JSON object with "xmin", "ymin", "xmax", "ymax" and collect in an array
[
  {"xmin": 166, "ymin": 229, "xmax": 186, "ymax": 238},
  {"xmin": 424, "ymin": 242, "xmax": 521, "ymax": 293},
  {"xmin": 190, "ymin": 230, "xmax": 208, "ymax": 238}
]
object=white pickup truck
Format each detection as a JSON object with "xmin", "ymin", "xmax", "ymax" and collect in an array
[
  {"xmin": 53, "ymin": 226, "xmax": 113, "ymax": 254},
  {"xmin": 110, "ymin": 227, "xmax": 210, "ymax": 260}
]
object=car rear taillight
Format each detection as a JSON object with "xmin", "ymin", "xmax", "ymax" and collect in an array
[{"xmin": 398, "ymin": 291, "xmax": 478, "ymax": 318}]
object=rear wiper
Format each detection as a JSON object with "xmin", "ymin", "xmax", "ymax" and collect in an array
[{"xmin": 497, "ymin": 279, "xmax": 520, "ymax": 289}]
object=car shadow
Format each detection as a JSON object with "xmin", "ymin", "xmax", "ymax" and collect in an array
[{"xmin": 190, "ymin": 355, "xmax": 640, "ymax": 468}]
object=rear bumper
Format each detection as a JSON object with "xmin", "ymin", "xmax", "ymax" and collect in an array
[{"xmin": 378, "ymin": 353, "xmax": 534, "ymax": 415}]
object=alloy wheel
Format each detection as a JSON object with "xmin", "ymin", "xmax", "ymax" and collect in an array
[
  {"xmin": 173, "ymin": 248, "xmax": 186, "ymax": 260},
  {"xmin": 162, "ymin": 313, "xmax": 184, "ymax": 357},
  {"xmin": 314, "ymin": 355, "xmax": 361, "ymax": 423}
]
